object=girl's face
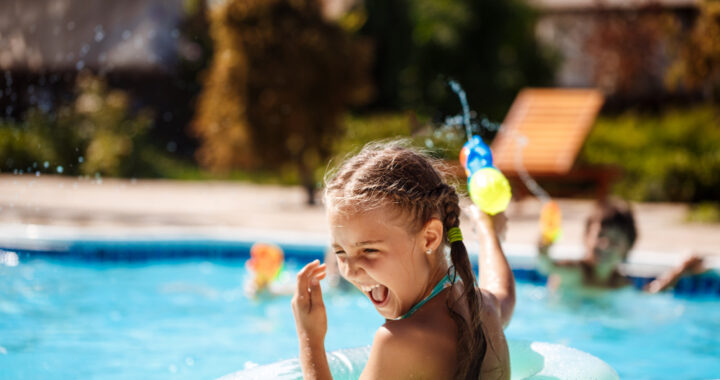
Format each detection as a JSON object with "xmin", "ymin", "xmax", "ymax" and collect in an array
[{"xmin": 329, "ymin": 207, "xmax": 443, "ymax": 319}]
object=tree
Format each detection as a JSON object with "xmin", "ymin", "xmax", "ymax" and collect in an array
[
  {"xmin": 668, "ymin": 1, "xmax": 720, "ymax": 103},
  {"xmin": 192, "ymin": 0, "xmax": 372, "ymax": 204},
  {"xmin": 358, "ymin": 0, "xmax": 556, "ymax": 119}
]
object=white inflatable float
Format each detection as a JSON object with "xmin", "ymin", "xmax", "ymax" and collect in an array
[{"xmin": 219, "ymin": 340, "xmax": 619, "ymax": 380}]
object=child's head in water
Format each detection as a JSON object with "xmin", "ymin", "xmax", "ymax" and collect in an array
[
  {"xmin": 583, "ymin": 197, "xmax": 637, "ymax": 271},
  {"xmin": 324, "ymin": 141, "xmax": 485, "ymax": 378}
]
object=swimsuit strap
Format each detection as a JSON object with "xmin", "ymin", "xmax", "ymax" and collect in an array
[{"xmin": 392, "ymin": 273, "xmax": 454, "ymax": 320}]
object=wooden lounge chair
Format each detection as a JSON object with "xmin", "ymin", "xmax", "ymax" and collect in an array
[{"xmin": 490, "ymin": 88, "xmax": 616, "ymax": 200}]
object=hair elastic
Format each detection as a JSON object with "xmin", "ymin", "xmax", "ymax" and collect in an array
[{"xmin": 447, "ymin": 227, "xmax": 463, "ymax": 243}]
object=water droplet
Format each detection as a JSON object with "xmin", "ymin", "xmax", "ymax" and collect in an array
[
  {"xmin": 81, "ymin": 44, "xmax": 90, "ymax": 55},
  {"xmin": 425, "ymin": 138, "xmax": 434, "ymax": 148},
  {"xmin": 78, "ymin": 156, "xmax": 84, "ymax": 163},
  {"xmin": 35, "ymin": 171, "xmax": 40, "ymax": 177},
  {"xmin": 168, "ymin": 365, "xmax": 177, "ymax": 373},
  {"xmin": 185, "ymin": 357, "xmax": 194, "ymax": 366},
  {"xmin": 95, "ymin": 30, "xmax": 105, "ymax": 42},
  {"xmin": 33, "ymin": 162, "xmax": 37, "ymax": 168},
  {"xmin": 43, "ymin": 161, "xmax": 49, "ymax": 168},
  {"xmin": 76, "ymin": 61, "xmax": 85, "ymax": 71},
  {"xmin": 166, "ymin": 141, "xmax": 177, "ymax": 153},
  {"xmin": 56, "ymin": 166, "xmax": 64, "ymax": 174}
]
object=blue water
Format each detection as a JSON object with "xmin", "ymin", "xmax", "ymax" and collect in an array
[{"xmin": 1, "ymin": 258, "xmax": 719, "ymax": 379}]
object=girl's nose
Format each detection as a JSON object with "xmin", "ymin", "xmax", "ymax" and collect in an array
[{"xmin": 342, "ymin": 257, "xmax": 365, "ymax": 279}]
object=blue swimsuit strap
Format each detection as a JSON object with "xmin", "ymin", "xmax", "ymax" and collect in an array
[{"xmin": 392, "ymin": 273, "xmax": 454, "ymax": 320}]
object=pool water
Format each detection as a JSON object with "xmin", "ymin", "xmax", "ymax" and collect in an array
[{"xmin": 1, "ymin": 258, "xmax": 719, "ymax": 380}]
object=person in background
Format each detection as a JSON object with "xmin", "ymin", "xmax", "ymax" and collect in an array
[{"xmin": 537, "ymin": 197, "xmax": 706, "ymax": 293}]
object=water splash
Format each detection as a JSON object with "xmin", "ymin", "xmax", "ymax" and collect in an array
[
  {"xmin": 448, "ymin": 80, "xmax": 473, "ymax": 142},
  {"xmin": 445, "ymin": 80, "xmax": 550, "ymax": 201}
]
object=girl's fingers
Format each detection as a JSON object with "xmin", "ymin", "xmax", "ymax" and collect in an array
[
  {"xmin": 308, "ymin": 269, "xmax": 325, "ymax": 309},
  {"xmin": 294, "ymin": 260, "xmax": 320, "ymax": 308},
  {"xmin": 309, "ymin": 264, "xmax": 327, "ymax": 281}
]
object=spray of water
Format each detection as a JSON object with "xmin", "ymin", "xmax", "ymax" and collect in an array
[{"xmin": 445, "ymin": 80, "xmax": 549, "ymax": 202}]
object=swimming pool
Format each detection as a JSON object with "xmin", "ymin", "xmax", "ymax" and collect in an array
[{"xmin": 1, "ymin": 241, "xmax": 719, "ymax": 379}]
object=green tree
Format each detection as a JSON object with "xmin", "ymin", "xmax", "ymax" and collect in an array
[
  {"xmin": 192, "ymin": 0, "xmax": 373, "ymax": 204},
  {"xmin": 358, "ymin": 0, "xmax": 556, "ymax": 119}
]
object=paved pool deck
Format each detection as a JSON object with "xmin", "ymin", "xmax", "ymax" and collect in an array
[{"xmin": 1, "ymin": 174, "xmax": 718, "ymax": 269}]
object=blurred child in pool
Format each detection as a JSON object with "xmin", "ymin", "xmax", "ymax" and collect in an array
[
  {"xmin": 537, "ymin": 197, "xmax": 706, "ymax": 293},
  {"xmin": 292, "ymin": 141, "xmax": 515, "ymax": 380},
  {"xmin": 244, "ymin": 243, "xmax": 295, "ymax": 297}
]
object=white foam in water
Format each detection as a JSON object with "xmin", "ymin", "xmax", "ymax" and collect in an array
[{"xmin": 0, "ymin": 250, "xmax": 19, "ymax": 267}]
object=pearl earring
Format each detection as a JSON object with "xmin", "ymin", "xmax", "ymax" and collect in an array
[{"xmin": 426, "ymin": 249, "xmax": 432, "ymax": 255}]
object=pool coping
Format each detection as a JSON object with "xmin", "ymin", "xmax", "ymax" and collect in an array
[{"xmin": 2, "ymin": 222, "xmax": 718, "ymax": 275}]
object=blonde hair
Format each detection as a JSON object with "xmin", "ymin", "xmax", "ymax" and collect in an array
[{"xmin": 324, "ymin": 140, "xmax": 486, "ymax": 379}]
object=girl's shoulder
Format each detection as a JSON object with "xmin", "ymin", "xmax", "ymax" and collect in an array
[
  {"xmin": 360, "ymin": 322, "xmax": 455, "ymax": 379},
  {"xmin": 360, "ymin": 302, "xmax": 457, "ymax": 379}
]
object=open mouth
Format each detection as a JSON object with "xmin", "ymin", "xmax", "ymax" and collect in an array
[{"xmin": 360, "ymin": 284, "xmax": 389, "ymax": 305}]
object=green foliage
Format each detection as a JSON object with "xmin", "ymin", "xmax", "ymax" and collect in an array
[
  {"xmin": 0, "ymin": 73, "xmax": 152, "ymax": 177},
  {"xmin": 334, "ymin": 112, "xmax": 467, "ymax": 159},
  {"xmin": 359, "ymin": 0, "xmax": 557, "ymax": 118},
  {"xmin": 580, "ymin": 106, "xmax": 720, "ymax": 202}
]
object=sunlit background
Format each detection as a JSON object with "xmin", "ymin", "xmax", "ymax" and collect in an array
[{"xmin": 1, "ymin": 0, "xmax": 719, "ymax": 379}]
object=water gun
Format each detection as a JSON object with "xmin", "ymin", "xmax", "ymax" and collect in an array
[
  {"xmin": 246, "ymin": 243, "xmax": 285, "ymax": 288},
  {"xmin": 539, "ymin": 200, "xmax": 563, "ymax": 245},
  {"xmin": 460, "ymin": 135, "xmax": 512, "ymax": 215}
]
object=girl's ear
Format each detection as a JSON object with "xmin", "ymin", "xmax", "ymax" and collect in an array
[{"xmin": 421, "ymin": 218, "xmax": 444, "ymax": 253}]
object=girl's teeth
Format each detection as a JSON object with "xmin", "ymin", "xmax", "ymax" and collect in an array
[{"xmin": 360, "ymin": 284, "xmax": 381, "ymax": 292}]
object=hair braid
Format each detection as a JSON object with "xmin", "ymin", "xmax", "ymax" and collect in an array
[{"xmin": 439, "ymin": 186, "xmax": 487, "ymax": 379}]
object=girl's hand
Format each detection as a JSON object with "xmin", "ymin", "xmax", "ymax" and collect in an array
[
  {"xmin": 291, "ymin": 260, "xmax": 328, "ymax": 345},
  {"xmin": 469, "ymin": 205, "xmax": 508, "ymax": 242}
]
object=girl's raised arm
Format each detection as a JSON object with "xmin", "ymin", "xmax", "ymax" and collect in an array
[
  {"xmin": 472, "ymin": 207, "xmax": 515, "ymax": 328},
  {"xmin": 291, "ymin": 260, "xmax": 332, "ymax": 380}
]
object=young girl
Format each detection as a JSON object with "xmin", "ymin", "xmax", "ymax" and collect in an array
[{"xmin": 291, "ymin": 141, "xmax": 515, "ymax": 379}]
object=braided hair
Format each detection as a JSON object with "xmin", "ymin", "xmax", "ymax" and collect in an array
[{"xmin": 324, "ymin": 140, "xmax": 487, "ymax": 379}]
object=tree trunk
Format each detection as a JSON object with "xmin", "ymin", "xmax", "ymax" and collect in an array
[{"xmin": 298, "ymin": 161, "xmax": 316, "ymax": 206}]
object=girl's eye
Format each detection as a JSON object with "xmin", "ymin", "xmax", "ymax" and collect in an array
[
  {"xmin": 335, "ymin": 250, "xmax": 345, "ymax": 255},
  {"xmin": 363, "ymin": 248, "xmax": 378, "ymax": 254}
]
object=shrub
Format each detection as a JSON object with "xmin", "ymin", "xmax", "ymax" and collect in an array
[
  {"xmin": 580, "ymin": 106, "xmax": 720, "ymax": 203},
  {"xmin": 0, "ymin": 73, "xmax": 152, "ymax": 177}
]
